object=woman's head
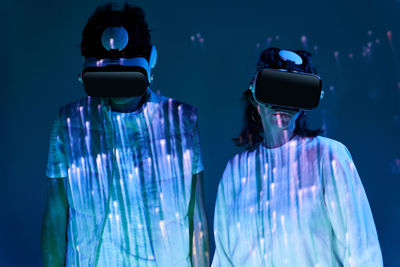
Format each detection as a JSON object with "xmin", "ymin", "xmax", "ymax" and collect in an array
[{"xmin": 233, "ymin": 47, "xmax": 323, "ymax": 150}]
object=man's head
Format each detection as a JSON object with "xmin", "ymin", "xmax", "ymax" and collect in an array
[
  {"xmin": 80, "ymin": 3, "xmax": 152, "ymax": 60},
  {"xmin": 79, "ymin": 3, "xmax": 156, "ymax": 99}
]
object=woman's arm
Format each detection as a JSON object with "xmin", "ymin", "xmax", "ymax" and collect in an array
[{"xmin": 322, "ymin": 142, "xmax": 383, "ymax": 266}]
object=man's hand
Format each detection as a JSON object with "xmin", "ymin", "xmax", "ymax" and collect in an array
[{"xmin": 191, "ymin": 171, "xmax": 210, "ymax": 267}]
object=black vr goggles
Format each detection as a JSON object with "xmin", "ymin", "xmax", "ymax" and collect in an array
[
  {"xmin": 80, "ymin": 26, "xmax": 157, "ymax": 97},
  {"xmin": 250, "ymin": 50, "xmax": 323, "ymax": 110}
]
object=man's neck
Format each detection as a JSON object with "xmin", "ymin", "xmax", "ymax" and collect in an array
[{"xmin": 109, "ymin": 94, "xmax": 147, "ymax": 113}]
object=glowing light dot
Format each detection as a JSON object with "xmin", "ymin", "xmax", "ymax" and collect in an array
[
  {"xmin": 196, "ymin": 33, "xmax": 201, "ymax": 38},
  {"xmin": 332, "ymin": 160, "xmax": 337, "ymax": 168},
  {"xmin": 311, "ymin": 185, "xmax": 316, "ymax": 192},
  {"xmin": 190, "ymin": 35, "xmax": 195, "ymax": 41},
  {"xmin": 271, "ymin": 183, "xmax": 275, "ymax": 190},
  {"xmin": 237, "ymin": 222, "xmax": 240, "ymax": 229},
  {"xmin": 313, "ymin": 45, "xmax": 318, "ymax": 51},
  {"xmin": 113, "ymin": 201, "xmax": 117, "ymax": 208},
  {"xmin": 241, "ymin": 177, "xmax": 246, "ymax": 184},
  {"xmin": 334, "ymin": 51, "xmax": 339, "ymax": 58},
  {"xmin": 301, "ymin": 35, "xmax": 307, "ymax": 43},
  {"xmin": 387, "ymin": 30, "xmax": 392, "ymax": 40},
  {"xmin": 155, "ymin": 207, "xmax": 160, "ymax": 213},
  {"xmin": 159, "ymin": 220, "xmax": 166, "ymax": 237}
]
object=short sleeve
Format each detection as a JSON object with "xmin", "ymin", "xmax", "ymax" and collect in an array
[
  {"xmin": 46, "ymin": 113, "xmax": 68, "ymax": 178},
  {"xmin": 191, "ymin": 118, "xmax": 204, "ymax": 175}
]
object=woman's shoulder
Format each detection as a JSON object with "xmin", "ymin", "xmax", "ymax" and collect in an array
[
  {"xmin": 306, "ymin": 135, "xmax": 348, "ymax": 151},
  {"xmin": 308, "ymin": 136, "xmax": 352, "ymax": 162}
]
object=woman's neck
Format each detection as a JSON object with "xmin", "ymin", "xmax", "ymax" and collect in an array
[{"xmin": 262, "ymin": 126, "xmax": 295, "ymax": 149}]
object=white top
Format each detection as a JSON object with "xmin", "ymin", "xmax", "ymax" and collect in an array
[
  {"xmin": 46, "ymin": 91, "xmax": 206, "ymax": 267},
  {"xmin": 212, "ymin": 136, "xmax": 383, "ymax": 267}
]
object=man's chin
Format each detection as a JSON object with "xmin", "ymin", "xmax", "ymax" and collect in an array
[{"xmin": 110, "ymin": 97, "xmax": 136, "ymax": 105}]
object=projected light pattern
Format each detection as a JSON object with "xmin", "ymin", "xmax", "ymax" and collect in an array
[
  {"xmin": 46, "ymin": 90, "xmax": 208, "ymax": 266},
  {"xmin": 212, "ymin": 136, "xmax": 383, "ymax": 266}
]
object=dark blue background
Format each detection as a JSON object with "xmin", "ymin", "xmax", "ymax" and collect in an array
[{"xmin": 1, "ymin": 0, "xmax": 399, "ymax": 265}]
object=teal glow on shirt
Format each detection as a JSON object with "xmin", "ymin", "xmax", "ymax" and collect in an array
[
  {"xmin": 212, "ymin": 136, "xmax": 383, "ymax": 267},
  {"xmin": 46, "ymin": 90, "xmax": 206, "ymax": 266}
]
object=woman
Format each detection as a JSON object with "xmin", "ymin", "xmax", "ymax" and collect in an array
[{"xmin": 212, "ymin": 48, "xmax": 383, "ymax": 266}]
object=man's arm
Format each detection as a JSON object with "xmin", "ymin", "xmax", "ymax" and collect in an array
[
  {"xmin": 41, "ymin": 177, "xmax": 69, "ymax": 267},
  {"xmin": 191, "ymin": 171, "xmax": 210, "ymax": 267}
]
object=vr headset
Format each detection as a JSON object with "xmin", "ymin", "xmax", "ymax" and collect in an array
[
  {"xmin": 80, "ymin": 26, "xmax": 157, "ymax": 97},
  {"xmin": 250, "ymin": 50, "xmax": 323, "ymax": 110}
]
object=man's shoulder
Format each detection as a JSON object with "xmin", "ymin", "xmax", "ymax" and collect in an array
[
  {"xmin": 158, "ymin": 95, "xmax": 198, "ymax": 114},
  {"xmin": 59, "ymin": 97, "xmax": 100, "ymax": 113}
]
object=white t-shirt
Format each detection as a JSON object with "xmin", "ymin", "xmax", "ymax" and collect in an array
[
  {"xmin": 46, "ymin": 90, "xmax": 204, "ymax": 266},
  {"xmin": 212, "ymin": 135, "xmax": 383, "ymax": 267}
]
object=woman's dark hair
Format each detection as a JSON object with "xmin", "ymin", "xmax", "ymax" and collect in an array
[
  {"xmin": 80, "ymin": 3, "xmax": 152, "ymax": 59},
  {"xmin": 233, "ymin": 47, "xmax": 323, "ymax": 151}
]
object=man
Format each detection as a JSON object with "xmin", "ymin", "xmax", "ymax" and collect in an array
[{"xmin": 41, "ymin": 3, "xmax": 209, "ymax": 266}]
